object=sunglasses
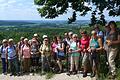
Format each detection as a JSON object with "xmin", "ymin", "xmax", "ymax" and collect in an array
[
  {"xmin": 44, "ymin": 40, "xmax": 48, "ymax": 41},
  {"xmin": 73, "ymin": 37, "xmax": 77, "ymax": 38},
  {"xmin": 81, "ymin": 33, "xmax": 85, "ymax": 34}
]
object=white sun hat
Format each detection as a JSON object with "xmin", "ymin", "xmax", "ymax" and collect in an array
[
  {"xmin": 34, "ymin": 33, "xmax": 38, "ymax": 37},
  {"xmin": 42, "ymin": 35, "xmax": 48, "ymax": 39},
  {"xmin": 24, "ymin": 38, "xmax": 28, "ymax": 41},
  {"xmin": 2, "ymin": 39, "xmax": 7, "ymax": 43},
  {"xmin": 8, "ymin": 38, "xmax": 13, "ymax": 42}
]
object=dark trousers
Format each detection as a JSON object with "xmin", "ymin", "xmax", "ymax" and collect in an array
[
  {"xmin": 8, "ymin": 58, "xmax": 19, "ymax": 74},
  {"xmin": 1, "ymin": 58, "xmax": 7, "ymax": 73}
]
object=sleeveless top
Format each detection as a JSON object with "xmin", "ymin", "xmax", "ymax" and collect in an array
[
  {"xmin": 57, "ymin": 42, "xmax": 65, "ymax": 57},
  {"xmin": 80, "ymin": 37, "xmax": 90, "ymax": 50},
  {"xmin": 90, "ymin": 38, "xmax": 99, "ymax": 49},
  {"xmin": 7, "ymin": 46, "xmax": 16, "ymax": 60},
  {"xmin": 70, "ymin": 41, "xmax": 80, "ymax": 57},
  {"xmin": 40, "ymin": 44, "xmax": 51, "ymax": 57},
  {"xmin": 22, "ymin": 45, "xmax": 31, "ymax": 58},
  {"xmin": 51, "ymin": 42, "xmax": 58, "ymax": 53}
]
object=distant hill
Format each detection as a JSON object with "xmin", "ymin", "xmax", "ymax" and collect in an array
[
  {"xmin": 0, "ymin": 20, "xmax": 90, "ymax": 28},
  {"xmin": 0, "ymin": 20, "xmax": 35, "ymax": 26}
]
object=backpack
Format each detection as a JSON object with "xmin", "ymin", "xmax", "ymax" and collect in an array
[{"xmin": 0, "ymin": 45, "xmax": 4, "ymax": 54}]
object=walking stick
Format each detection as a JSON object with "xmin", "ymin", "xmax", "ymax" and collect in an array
[{"xmin": 66, "ymin": 48, "xmax": 69, "ymax": 73}]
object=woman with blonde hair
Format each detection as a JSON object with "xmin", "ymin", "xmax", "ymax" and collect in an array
[
  {"xmin": 88, "ymin": 30, "xmax": 103, "ymax": 78},
  {"xmin": 39, "ymin": 35, "xmax": 51, "ymax": 74},
  {"xmin": 0, "ymin": 39, "xmax": 8, "ymax": 75},
  {"xmin": 68, "ymin": 34, "xmax": 80, "ymax": 75}
]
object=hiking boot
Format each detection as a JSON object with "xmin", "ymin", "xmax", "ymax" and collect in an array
[
  {"xmin": 3, "ymin": 72, "xmax": 7, "ymax": 75},
  {"xmin": 73, "ymin": 71, "xmax": 77, "ymax": 75},
  {"xmin": 108, "ymin": 75, "xmax": 116, "ymax": 79},
  {"xmin": 16, "ymin": 73, "xmax": 20, "ymax": 76},
  {"xmin": 10, "ymin": 73, "xmax": 14, "ymax": 76},
  {"xmin": 58, "ymin": 70, "xmax": 63, "ymax": 74},
  {"xmin": 66, "ymin": 71, "xmax": 73, "ymax": 76},
  {"xmin": 83, "ymin": 72, "xmax": 87, "ymax": 77},
  {"xmin": 90, "ymin": 73, "xmax": 96, "ymax": 78}
]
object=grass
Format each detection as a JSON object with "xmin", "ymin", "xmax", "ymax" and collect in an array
[
  {"xmin": 0, "ymin": 61, "xmax": 2, "ymax": 74},
  {"xmin": 45, "ymin": 72, "xmax": 55, "ymax": 79}
]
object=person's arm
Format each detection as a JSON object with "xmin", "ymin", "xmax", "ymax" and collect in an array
[
  {"xmin": 107, "ymin": 32, "xmax": 120, "ymax": 46},
  {"xmin": 0, "ymin": 46, "xmax": 2, "ymax": 57},
  {"xmin": 111, "ymin": 34, "xmax": 120, "ymax": 44},
  {"xmin": 16, "ymin": 46, "xmax": 19, "ymax": 57},
  {"xmin": 5, "ymin": 47, "xmax": 8, "ymax": 62},
  {"xmin": 87, "ymin": 38, "xmax": 91, "ymax": 52},
  {"xmin": 39, "ymin": 45, "xmax": 43, "ymax": 54},
  {"xmin": 76, "ymin": 42, "xmax": 81, "ymax": 52},
  {"xmin": 96, "ymin": 38, "xmax": 103, "ymax": 51},
  {"xmin": 57, "ymin": 43, "xmax": 65, "ymax": 52}
]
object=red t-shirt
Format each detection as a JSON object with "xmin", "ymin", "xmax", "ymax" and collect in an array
[{"xmin": 80, "ymin": 36, "xmax": 90, "ymax": 50}]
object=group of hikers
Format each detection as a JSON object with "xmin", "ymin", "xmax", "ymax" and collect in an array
[{"xmin": 0, "ymin": 21, "xmax": 120, "ymax": 79}]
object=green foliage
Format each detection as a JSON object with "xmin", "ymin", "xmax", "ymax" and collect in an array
[{"xmin": 34, "ymin": 0, "xmax": 120, "ymax": 21}]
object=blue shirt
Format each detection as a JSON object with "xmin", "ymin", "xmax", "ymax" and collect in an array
[{"xmin": 7, "ymin": 46, "xmax": 16, "ymax": 59}]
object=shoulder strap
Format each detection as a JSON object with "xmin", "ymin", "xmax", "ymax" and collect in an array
[
  {"xmin": 13, "ymin": 45, "xmax": 16, "ymax": 50},
  {"xmin": 1, "ymin": 45, "xmax": 3, "ymax": 53}
]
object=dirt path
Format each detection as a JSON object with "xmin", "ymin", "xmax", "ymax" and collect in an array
[{"xmin": 0, "ymin": 73, "xmax": 96, "ymax": 80}]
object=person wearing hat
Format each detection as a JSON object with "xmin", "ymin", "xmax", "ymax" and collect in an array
[
  {"xmin": 39, "ymin": 37, "xmax": 51, "ymax": 74},
  {"xmin": 17, "ymin": 37, "xmax": 25, "ymax": 73},
  {"xmin": 21, "ymin": 38, "xmax": 31, "ymax": 73},
  {"xmin": 0, "ymin": 39, "xmax": 8, "ymax": 75},
  {"xmin": 17, "ymin": 37, "xmax": 25, "ymax": 52},
  {"xmin": 67, "ymin": 34, "xmax": 81, "ymax": 75},
  {"xmin": 94, "ymin": 24, "xmax": 104, "ymax": 42},
  {"xmin": 30, "ymin": 38, "xmax": 40, "ymax": 72},
  {"xmin": 32, "ymin": 33, "xmax": 41, "ymax": 48},
  {"xmin": 42, "ymin": 35, "xmax": 48, "ymax": 39},
  {"xmin": 88, "ymin": 30, "xmax": 103, "ymax": 78},
  {"xmin": 6, "ymin": 39, "xmax": 20, "ymax": 76}
]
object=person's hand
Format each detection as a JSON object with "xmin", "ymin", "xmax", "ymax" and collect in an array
[
  {"xmin": 106, "ymin": 40, "xmax": 112, "ymax": 46},
  {"xmin": 6, "ymin": 59, "xmax": 8, "ymax": 63},
  {"xmin": 68, "ymin": 48, "xmax": 72, "ymax": 53},
  {"xmin": 83, "ymin": 49, "xmax": 87, "ymax": 52},
  {"xmin": 88, "ymin": 48, "xmax": 91, "ymax": 52}
]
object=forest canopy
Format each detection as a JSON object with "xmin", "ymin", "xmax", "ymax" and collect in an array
[{"xmin": 34, "ymin": 0, "xmax": 120, "ymax": 19}]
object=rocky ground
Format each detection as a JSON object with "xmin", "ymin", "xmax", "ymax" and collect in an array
[{"xmin": 0, "ymin": 73, "xmax": 97, "ymax": 80}]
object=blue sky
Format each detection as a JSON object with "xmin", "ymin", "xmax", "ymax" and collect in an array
[{"xmin": 0, "ymin": 0, "xmax": 120, "ymax": 21}]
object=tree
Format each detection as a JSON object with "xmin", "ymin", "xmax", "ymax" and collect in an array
[
  {"xmin": 89, "ymin": 11, "xmax": 97, "ymax": 26},
  {"xmin": 97, "ymin": 14, "xmax": 107, "ymax": 26},
  {"xmin": 68, "ymin": 11, "xmax": 76, "ymax": 24},
  {"xmin": 34, "ymin": 0, "xmax": 120, "ymax": 23}
]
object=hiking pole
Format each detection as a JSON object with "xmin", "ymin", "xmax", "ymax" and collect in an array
[
  {"xmin": 41, "ymin": 55, "xmax": 44, "ymax": 75},
  {"xmin": 66, "ymin": 49, "xmax": 69, "ymax": 73},
  {"xmin": 46, "ymin": 56, "xmax": 52, "ymax": 72},
  {"xmin": 20, "ymin": 55, "xmax": 23, "ymax": 74},
  {"xmin": 6, "ymin": 59, "xmax": 8, "ymax": 74}
]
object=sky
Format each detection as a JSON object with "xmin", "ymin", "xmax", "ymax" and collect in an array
[{"xmin": 0, "ymin": 0, "xmax": 120, "ymax": 21}]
